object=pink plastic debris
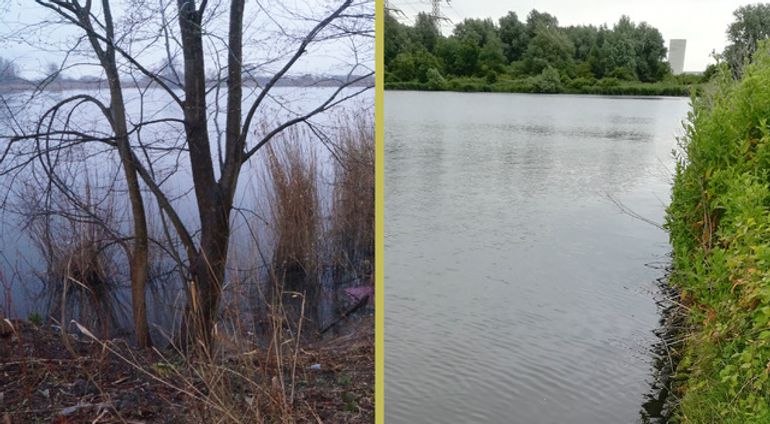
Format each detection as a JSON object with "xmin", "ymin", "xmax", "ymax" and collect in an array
[{"xmin": 344, "ymin": 286, "xmax": 374, "ymax": 304}]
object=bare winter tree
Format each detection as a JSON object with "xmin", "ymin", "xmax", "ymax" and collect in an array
[
  {"xmin": 0, "ymin": 0, "xmax": 373, "ymax": 349},
  {"xmin": 0, "ymin": 57, "xmax": 18, "ymax": 83}
]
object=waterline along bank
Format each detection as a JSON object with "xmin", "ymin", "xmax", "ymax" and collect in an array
[{"xmin": 385, "ymin": 78, "xmax": 699, "ymax": 97}]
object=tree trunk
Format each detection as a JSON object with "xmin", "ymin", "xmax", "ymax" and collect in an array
[
  {"xmin": 111, "ymin": 82, "xmax": 152, "ymax": 349},
  {"xmin": 176, "ymin": 0, "xmax": 234, "ymax": 348},
  {"xmin": 89, "ymin": 0, "xmax": 152, "ymax": 348},
  {"xmin": 186, "ymin": 216, "xmax": 230, "ymax": 347}
]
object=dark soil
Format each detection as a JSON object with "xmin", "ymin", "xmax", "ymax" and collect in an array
[{"xmin": 0, "ymin": 314, "xmax": 373, "ymax": 423}]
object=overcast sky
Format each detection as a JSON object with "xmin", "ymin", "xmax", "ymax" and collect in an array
[
  {"xmin": 0, "ymin": 0, "xmax": 373, "ymax": 78},
  {"xmin": 391, "ymin": 0, "xmax": 756, "ymax": 72}
]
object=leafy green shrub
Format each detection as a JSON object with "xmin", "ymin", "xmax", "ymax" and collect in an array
[
  {"xmin": 485, "ymin": 70, "xmax": 498, "ymax": 84},
  {"xmin": 425, "ymin": 68, "xmax": 447, "ymax": 90},
  {"xmin": 609, "ymin": 66, "xmax": 637, "ymax": 81},
  {"xmin": 531, "ymin": 67, "xmax": 563, "ymax": 93},
  {"xmin": 597, "ymin": 77, "xmax": 620, "ymax": 88},
  {"xmin": 666, "ymin": 40, "xmax": 770, "ymax": 422},
  {"xmin": 567, "ymin": 76, "xmax": 596, "ymax": 89}
]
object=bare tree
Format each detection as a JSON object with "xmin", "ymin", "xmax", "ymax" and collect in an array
[
  {"xmin": 0, "ymin": 0, "xmax": 373, "ymax": 349},
  {"xmin": 0, "ymin": 57, "xmax": 18, "ymax": 82}
]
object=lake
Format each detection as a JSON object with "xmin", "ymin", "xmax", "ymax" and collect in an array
[
  {"xmin": 0, "ymin": 86, "xmax": 372, "ymax": 331},
  {"xmin": 384, "ymin": 91, "xmax": 690, "ymax": 423}
]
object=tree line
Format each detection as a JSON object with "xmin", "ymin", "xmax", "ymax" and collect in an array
[
  {"xmin": 385, "ymin": 9, "xmax": 675, "ymax": 88},
  {"xmin": 386, "ymin": 4, "xmax": 770, "ymax": 94}
]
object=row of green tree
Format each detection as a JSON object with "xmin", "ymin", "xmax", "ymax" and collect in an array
[{"xmin": 385, "ymin": 9, "xmax": 675, "ymax": 87}]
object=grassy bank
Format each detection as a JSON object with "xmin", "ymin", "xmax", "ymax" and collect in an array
[
  {"xmin": 385, "ymin": 76, "xmax": 700, "ymax": 97},
  {"xmin": 666, "ymin": 45, "xmax": 770, "ymax": 422}
]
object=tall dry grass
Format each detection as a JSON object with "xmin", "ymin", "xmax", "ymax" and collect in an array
[
  {"xmin": 66, "ymin": 279, "xmax": 317, "ymax": 423},
  {"xmin": 330, "ymin": 113, "xmax": 374, "ymax": 267},
  {"xmin": 262, "ymin": 129, "xmax": 322, "ymax": 325}
]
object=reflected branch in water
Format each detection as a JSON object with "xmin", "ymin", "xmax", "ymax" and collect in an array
[{"xmin": 606, "ymin": 193, "xmax": 664, "ymax": 230}]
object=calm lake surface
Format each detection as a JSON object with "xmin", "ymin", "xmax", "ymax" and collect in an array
[
  {"xmin": 0, "ymin": 87, "xmax": 371, "ymax": 325},
  {"xmin": 384, "ymin": 91, "xmax": 690, "ymax": 423}
]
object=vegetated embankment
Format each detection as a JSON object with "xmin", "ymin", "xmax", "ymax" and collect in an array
[
  {"xmin": 666, "ymin": 43, "xmax": 770, "ymax": 422},
  {"xmin": 385, "ymin": 77, "xmax": 698, "ymax": 97}
]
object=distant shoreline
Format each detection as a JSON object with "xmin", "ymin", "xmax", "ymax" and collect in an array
[
  {"xmin": 0, "ymin": 76, "xmax": 374, "ymax": 93},
  {"xmin": 384, "ymin": 81, "xmax": 699, "ymax": 97}
]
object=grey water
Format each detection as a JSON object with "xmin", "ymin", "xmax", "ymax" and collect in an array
[
  {"xmin": 0, "ymin": 86, "xmax": 372, "ymax": 333},
  {"xmin": 384, "ymin": 91, "xmax": 690, "ymax": 423}
]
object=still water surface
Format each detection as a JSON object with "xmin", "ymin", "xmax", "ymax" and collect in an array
[
  {"xmin": 384, "ymin": 91, "xmax": 690, "ymax": 423},
  {"xmin": 0, "ymin": 87, "xmax": 370, "ymax": 326}
]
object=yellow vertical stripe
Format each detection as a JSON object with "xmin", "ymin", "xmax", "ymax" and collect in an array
[{"xmin": 374, "ymin": 0, "xmax": 385, "ymax": 422}]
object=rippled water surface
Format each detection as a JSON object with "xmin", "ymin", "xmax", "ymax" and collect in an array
[{"xmin": 384, "ymin": 92, "xmax": 690, "ymax": 423}]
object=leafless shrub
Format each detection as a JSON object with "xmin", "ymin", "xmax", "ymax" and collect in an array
[{"xmin": 18, "ymin": 171, "xmax": 127, "ymax": 336}]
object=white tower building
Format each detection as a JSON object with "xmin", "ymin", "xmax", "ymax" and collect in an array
[{"xmin": 669, "ymin": 39, "xmax": 687, "ymax": 75}]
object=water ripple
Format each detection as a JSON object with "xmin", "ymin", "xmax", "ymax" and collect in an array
[{"xmin": 385, "ymin": 92, "xmax": 690, "ymax": 423}]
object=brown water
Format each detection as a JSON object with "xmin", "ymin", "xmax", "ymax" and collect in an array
[{"xmin": 384, "ymin": 91, "xmax": 690, "ymax": 423}]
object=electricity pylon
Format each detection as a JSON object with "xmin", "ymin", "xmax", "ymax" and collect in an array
[{"xmin": 430, "ymin": 0, "xmax": 451, "ymax": 25}]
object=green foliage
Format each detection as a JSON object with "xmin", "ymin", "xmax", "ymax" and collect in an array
[
  {"xmin": 567, "ymin": 76, "xmax": 596, "ymax": 89},
  {"xmin": 498, "ymin": 12, "xmax": 528, "ymax": 62},
  {"xmin": 425, "ymin": 68, "xmax": 447, "ymax": 90},
  {"xmin": 436, "ymin": 36, "xmax": 478, "ymax": 76},
  {"xmin": 531, "ymin": 67, "xmax": 563, "ymax": 93},
  {"xmin": 666, "ymin": 40, "xmax": 770, "ymax": 423},
  {"xmin": 485, "ymin": 70, "xmax": 498, "ymax": 84},
  {"xmin": 703, "ymin": 63, "xmax": 724, "ymax": 82},
  {"xmin": 479, "ymin": 35, "xmax": 506, "ymax": 73},
  {"xmin": 523, "ymin": 26, "xmax": 575, "ymax": 75},
  {"xmin": 525, "ymin": 9, "xmax": 559, "ymax": 35},
  {"xmin": 385, "ymin": 77, "xmax": 694, "ymax": 97},
  {"xmin": 384, "ymin": 8, "xmax": 675, "ymax": 92},
  {"xmin": 724, "ymin": 3, "xmax": 770, "ymax": 77},
  {"xmin": 384, "ymin": 12, "xmax": 410, "ymax": 64},
  {"xmin": 564, "ymin": 25, "xmax": 599, "ymax": 61},
  {"xmin": 608, "ymin": 66, "xmax": 636, "ymax": 81},
  {"xmin": 673, "ymin": 73, "xmax": 706, "ymax": 85},
  {"xmin": 444, "ymin": 18, "xmax": 506, "ymax": 76},
  {"xmin": 634, "ymin": 22, "xmax": 670, "ymax": 82},
  {"xmin": 28, "ymin": 312, "xmax": 43, "ymax": 326},
  {"xmin": 413, "ymin": 12, "xmax": 441, "ymax": 53},
  {"xmin": 388, "ymin": 49, "xmax": 441, "ymax": 83}
]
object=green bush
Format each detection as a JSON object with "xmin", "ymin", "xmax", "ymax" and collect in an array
[
  {"xmin": 425, "ymin": 68, "xmax": 447, "ymax": 90},
  {"xmin": 597, "ymin": 77, "xmax": 620, "ymax": 88},
  {"xmin": 666, "ymin": 40, "xmax": 770, "ymax": 423},
  {"xmin": 567, "ymin": 76, "xmax": 596, "ymax": 89},
  {"xmin": 609, "ymin": 66, "xmax": 637, "ymax": 81},
  {"xmin": 531, "ymin": 67, "xmax": 563, "ymax": 93},
  {"xmin": 485, "ymin": 70, "xmax": 498, "ymax": 84}
]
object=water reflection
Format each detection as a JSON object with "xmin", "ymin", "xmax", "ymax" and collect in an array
[{"xmin": 385, "ymin": 92, "xmax": 690, "ymax": 423}]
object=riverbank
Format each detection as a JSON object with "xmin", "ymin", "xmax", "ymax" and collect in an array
[
  {"xmin": 0, "ymin": 314, "xmax": 373, "ymax": 423},
  {"xmin": 641, "ymin": 273, "xmax": 689, "ymax": 423},
  {"xmin": 385, "ymin": 78, "xmax": 699, "ymax": 97},
  {"xmin": 666, "ymin": 48, "xmax": 770, "ymax": 422}
]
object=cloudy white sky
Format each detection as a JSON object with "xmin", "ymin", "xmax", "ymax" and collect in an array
[
  {"xmin": 0, "ymin": 0, "xmax": 373, "ymax": 78},
  {"xmin": 391, "ymin": 0, "xmax": 756, "ymax": 72}
]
